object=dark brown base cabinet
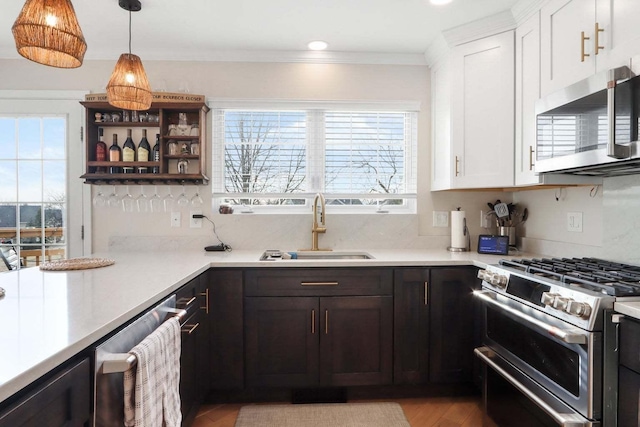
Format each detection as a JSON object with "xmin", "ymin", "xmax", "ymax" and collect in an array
[
  {"xmin": 394, "ymin": 267, "xmax": 480, "ymax": 385},
  {"xmin": 177, "ymin": 272, "xmax": 210, "ymax": 427},
  {"xmin": 0, "ymin": 358, "xmax": 90, "ymax": 427},
  {"xmin": 618, "ymin": 316, "xmax": 640, "ymax": 426},
  {"xmin": 244, "ymin": 268, "xmax": 393, "ymax": 389}
]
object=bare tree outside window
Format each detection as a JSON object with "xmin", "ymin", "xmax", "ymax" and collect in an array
[
  {"xmin": 224, "ymin": 111, "xmax": 307, "ymax": 206},
  {"xmin": 218, "ymin": 109, "xmax": 415, "ymax": 210}
]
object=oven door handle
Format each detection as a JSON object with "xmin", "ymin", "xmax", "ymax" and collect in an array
[
  {"xmin": 474, "ymin": 290, "xmax": 588, "ymax": 345},
  {"xmin": 475, "ymin": 347, "xmax": 596, "ymax": 427}
]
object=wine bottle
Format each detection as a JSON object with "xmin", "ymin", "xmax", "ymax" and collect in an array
[
  {"xmin": 137, "ymin": 129, "xmax": 151, "ymax": 174},
  {"xmin": 152, "ymin": 133, "xmax": 160, "ymax": 174},
  {"xmin": 109, "ymin": 134, "xmax": 122, "ymax": 174},
  {"xmin": 96, "ymin": 128, "xmax": 107, "ymax": 173},
  {"xmin": 122, "ymin": 129, "xmax": 136, "ymax": 173}
]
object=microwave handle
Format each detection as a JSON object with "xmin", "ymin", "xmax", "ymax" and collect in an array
[{"xmin": 607, "ymin": 69, "xmax": 632, "ymax": 159}]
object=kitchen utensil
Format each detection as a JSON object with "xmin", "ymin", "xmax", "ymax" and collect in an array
[{"xmin": 494, "ymin": 202, "xmax": 509, "ymax": 218}]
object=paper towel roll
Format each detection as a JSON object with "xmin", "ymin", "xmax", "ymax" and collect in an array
[{"xmin": 450, "ymin": 210, "xmax": 467, "ymax": 249}]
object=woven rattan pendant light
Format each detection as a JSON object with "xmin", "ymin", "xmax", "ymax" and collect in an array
[
  {"xmin": 12, "ymin": 0, "xmax": 87, "ymax": 68},
  {"xmin": 106, "ymin": 0, "xmax": 152, "ymax": 111}
]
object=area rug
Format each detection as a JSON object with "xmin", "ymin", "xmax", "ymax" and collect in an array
[{"xmin": 234, "ymin": 402, "xmax": 411, "ymax": 427}]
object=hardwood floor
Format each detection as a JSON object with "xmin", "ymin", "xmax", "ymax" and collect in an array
[{"xmin": 193, "ymin": 396, "xmax": 484, "ymax": 427}]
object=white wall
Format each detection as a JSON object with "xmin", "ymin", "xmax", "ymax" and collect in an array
[{"xmin": 1, "ymin": 58, "xmax": 509, "ymax": 253}]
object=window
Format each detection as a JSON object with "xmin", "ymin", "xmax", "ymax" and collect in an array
[
  {"xmin": 212, "ymin": 102, "xmax": 418, "ymax": 212},
  {"xmin": 0, "ymin": 116, "xmax": 67, "ymax": 270},
  {"xmin": 0, "ymin": 93, "xmax": 85, "ymax": 272}
]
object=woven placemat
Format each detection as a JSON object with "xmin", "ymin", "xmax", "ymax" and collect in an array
[{"xmin": 39, "ymin": 257, "xmax": 115, "ymax": 271}]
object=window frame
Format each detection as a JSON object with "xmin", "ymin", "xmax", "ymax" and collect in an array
[{"xmin": 210, "ymin": 99, "xmax": 419, "ymax": 214}]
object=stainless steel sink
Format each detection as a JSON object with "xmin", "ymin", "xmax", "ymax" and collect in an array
[{"xmin": 260, "ymin": 250, "xmax": 374, "ymax": 261}]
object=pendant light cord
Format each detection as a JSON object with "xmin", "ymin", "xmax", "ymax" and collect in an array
[{"xmin": 128, "ymin": 10, "xmax": 132, "ymax": 55}]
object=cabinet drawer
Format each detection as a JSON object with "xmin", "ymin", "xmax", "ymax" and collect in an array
[
  {"xmin": 0, "ymin": 358, "xmax": 90, "ymax": 427},
  {"xmin": 620, "ymin": 317, "xmax": 640, "ymax": 374},
  {"xmin": 244, "ymin": 268, "xmax": 393, "ymax": 296}
]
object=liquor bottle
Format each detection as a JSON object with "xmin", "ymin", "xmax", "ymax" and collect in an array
[
  {"xmin": 137, "ymin": 129, "xmax": 151, "ymax": 174},
  {"xmin": 122, "ymin": 129, "xmax": 136, "ymax": 173},
  {"xmin": 109, "ymin": 134, "xmax": 121, "ymax": 174},
  {"xmin": 95, "ymin": 128, "xmax": 107, "ymax": 173},
  {"xmin": 152, "ymin": 133, "xmax": 160, "ymax": 174}
]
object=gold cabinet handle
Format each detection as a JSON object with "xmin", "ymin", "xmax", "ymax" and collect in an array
[
  {"xmin": 595, "ymin": 22, "xmax": 604, "ymax": 55},
  {"xmin": 200, "ymin": 288, "xmax": 209, "ymax": 314},
  {"xmin": 455, "ymin": 155, "xmax": 460, "ymax": 177},
  {"xmin": 581, "ymin": 31, "xmax": 590, "ymax": 62},
  {"xmin": 301, "ymin": 281, "xmax": 339, "ymax": 286},
  {"xmin": 325, "ymin": 310, "xmax": 329, "ymax": 334},
  {"xmin": 424, "ymin": 281, "xmax": 429, "ymax": 305},
  {"xmin": 311, "ymin": 309, "xmax": 316, "ymax": 334},
  {"xmin": 181, "ymin": 323, "xmax": 199, "ymax": 335},
  {"xmin": 529, "ymin": 146, "xmax": 535, "ymax": 171},
  {"xmin": 177, "ymin": 296, "xmax": 196, "ymax": 308}
]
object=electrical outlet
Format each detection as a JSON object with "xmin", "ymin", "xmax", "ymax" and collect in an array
[
  {"xmin": 567, "ymin": 212, "xmax": 583, "ymax": 232},
  {"xmin": 171, "ymin": 211, "xmax": 181, "ymax": 228},
  {"xmin": 433, "ymin": 211, "xmax": 449, "ymax": 227},
  {"xmin": 190, "ymin": 210, "xmax": 202, "ymax": 228},
  {"xmin": 480, "ymin": 210, "xmax": 489, "ymax": 228}
]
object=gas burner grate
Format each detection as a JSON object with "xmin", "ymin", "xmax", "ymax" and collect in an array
[{"xmin": 500, "ymin": 257, "xmax": 640, "ymax": 296}]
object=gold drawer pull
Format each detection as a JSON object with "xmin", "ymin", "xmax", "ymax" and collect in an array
[
  {"xmin": 181, "ymin": 323, "xmax": 199, "ymax": 335},
  {"xmin": 177, "ymin": 296, "xmax": 197, "ymax": 308},
  {"xmin": 200, "ymin": 289, "xmax": 209, "ymax": 314},
  {"xmin": 594, "ymin": 22, "xmax": 604, "ymax": 55},
  {"xmin": 325, "ymin": 310, "xmax": 329, "ymax": 334},
  {"xmin": 581, "ymin": 31, "xmax": 590, "ymax": 62},
  {"xmin": 301, "ymin": 281, "xmax": 339, "ymax": 286}
]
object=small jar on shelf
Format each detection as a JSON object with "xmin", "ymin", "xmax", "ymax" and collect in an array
[{"xmin": 167, "ymin": 139, "xmax": 179, "ymax": 155}]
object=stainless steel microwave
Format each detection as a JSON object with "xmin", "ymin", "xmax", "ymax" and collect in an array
[{"xmin": 535, "ymin": 66, "xmax": 640, "ymax": 177}]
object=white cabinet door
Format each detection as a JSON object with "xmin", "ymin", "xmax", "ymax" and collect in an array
[
  {"xmin": 540, "ymin": 0, "xmax": 597, "ymax": 96},
  {"xmin": 430, "ymin": 58, "xmax": 453, "ymax": 191},
  {"xmin": 600, "ymin": 0, "xmax": 640, "ymax": 72},
  {"xmin": 450, "ymin": 31, "xmax": 515, "ymax": 189},
  {"xmin": 515, "ymin": 13, "xmax": 541, "ymax": 186}
]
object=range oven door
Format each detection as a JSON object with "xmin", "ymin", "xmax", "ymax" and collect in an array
[
  {"xmin": 474, "ymin": 289, "xmax": 602, "ymax": 421},
  {"xmin": 476, "ymin": 347, "xmax": 599, "ymax": 427}
]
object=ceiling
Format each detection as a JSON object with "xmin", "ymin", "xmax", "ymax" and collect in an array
[{"xmin": 1, "ymin": 0, "xmax": 520, "ymax": 64}]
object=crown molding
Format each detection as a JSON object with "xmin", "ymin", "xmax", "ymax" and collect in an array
[
  {"xmin": 0, "ymin": 47, "xmax": 427, "ymax": 66},
  {"xmin": 424, "ymin": 34, "xmax": 450, "ymax": 68},
  {"xmin": 441, "ymin": 10, "xmax": 517, "ymax": 47},
  {"xmin": 511, "ymin": 0, "xmax": 546, "ymax": 25}
]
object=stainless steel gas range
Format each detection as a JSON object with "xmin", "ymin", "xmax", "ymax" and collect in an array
[{"xmin": 474, "ymin": 257, "xmax": 640, "ymax": 427}]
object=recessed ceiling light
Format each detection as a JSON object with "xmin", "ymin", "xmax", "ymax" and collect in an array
[
  {"xmin": 430, "ymin": 0, "xmax": 453, "ymax": 5},
  {"xmin": 308, "ymin": 41, "xmax": 328, "ymax": 51}
]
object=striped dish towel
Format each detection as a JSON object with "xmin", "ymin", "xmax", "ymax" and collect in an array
[{"xmin": 123, "ymin": 315, "xmax": 182, "ymax": 427}]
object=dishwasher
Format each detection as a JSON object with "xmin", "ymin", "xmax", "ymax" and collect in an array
[{"xmin": 93, "ymin": 295, "xmax": 186, "ymax": 427}]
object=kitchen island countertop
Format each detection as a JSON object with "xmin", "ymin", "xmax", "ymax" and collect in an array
[{"xmin": 0, "ymin": 247, "xmax": 538, "ymax": 405}]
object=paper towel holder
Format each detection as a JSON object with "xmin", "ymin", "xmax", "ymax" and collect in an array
[{"xmin": 447, "ymin": 216, "xmax": 471, "ymax": 252}]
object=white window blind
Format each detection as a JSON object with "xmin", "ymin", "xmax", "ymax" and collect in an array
[{"xmin": 212, "ymin": 104, "xmax": 418, "ymax": 212}]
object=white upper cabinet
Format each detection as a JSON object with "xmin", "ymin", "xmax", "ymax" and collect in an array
[
  {"xmin": 431, "ymin": 31, "xmax": 515, "ymax": 190},
  {"xmin": 600, "ymin": 0, "xmax": 640, "ymax": 73},
  {"xmin": 540, "ymin": 0, "xmax": 599, "ymax": 96},
  {"xmin": 540, "ymin": 0, "xmax": 640, "ymax": 97},
  {"xmin": 515, "ymin": 12, "xmax": 541, "ymax": 186}
]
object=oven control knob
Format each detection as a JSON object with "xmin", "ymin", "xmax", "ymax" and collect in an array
[
  {"xmin": 489, "ymin": 274, "xmax": 508, "ymax": 289},
  {"xmin": 553, "ymin": 297, "xmax": 569, "ymax": 311},
  {"xmin": 477, "ymin": 270, "xmax": 492, "ymax": 282},
  {"xmin": 541, "ymin": 292, "xmax": 559, "ymax": 306},
  {"xmin": 566, "ymin": 301, "xmax": 592, "ymax": 318}
]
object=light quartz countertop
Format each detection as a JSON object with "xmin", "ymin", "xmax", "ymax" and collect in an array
[
  {"xmin": 0, "ymin": 248, "xmax": 538, "ymax": 405},
  {"xmin": 613, "ymin": 301, "xmax": 640, "ymax": 320}
]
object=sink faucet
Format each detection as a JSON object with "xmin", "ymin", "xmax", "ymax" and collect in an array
[{"xmin": 305, "ymin": 193, "xmax": 331, "ymax": 251}]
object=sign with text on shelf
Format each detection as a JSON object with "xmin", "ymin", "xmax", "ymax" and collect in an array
[{"xmin": 84, "ymin": 92, "xmax": 205, "ymax": 104}]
